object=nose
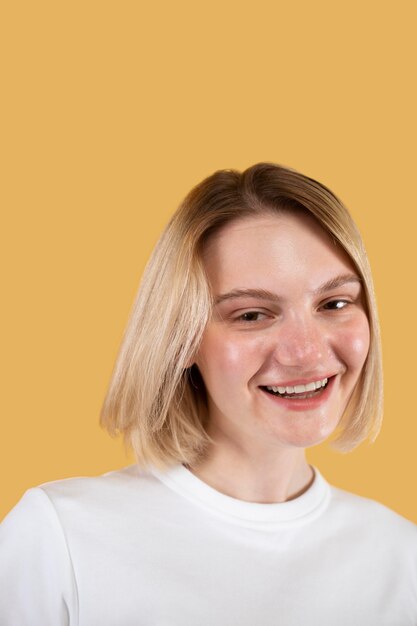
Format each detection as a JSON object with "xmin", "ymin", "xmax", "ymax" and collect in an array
[{"xmin": 269, "ymin": 315, "xmax": 328, "ymax": 369}]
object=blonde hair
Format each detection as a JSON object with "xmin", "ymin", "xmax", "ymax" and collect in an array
[{"xmin": 100, "ymin": 163, "xmax": 383, "ymax": 470}]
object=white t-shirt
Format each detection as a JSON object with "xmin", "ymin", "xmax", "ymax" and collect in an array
[{"xmin": 1, "ymin": 463, "xmax": 417, "ymax": 625}]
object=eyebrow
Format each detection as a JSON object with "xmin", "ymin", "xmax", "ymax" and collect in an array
[{"xmin": 214, "ymin": 273, "xmax": 362, "ymax": 305}]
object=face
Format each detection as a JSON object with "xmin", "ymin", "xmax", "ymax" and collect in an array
[{"xmin": 194, "ymin": 212, "xmax": 370, "ymax": 452}]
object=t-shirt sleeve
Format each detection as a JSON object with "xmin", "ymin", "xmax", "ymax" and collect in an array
[{"xmin": 0, "ymin": 487, "xmax": 78, "ymax": 626}]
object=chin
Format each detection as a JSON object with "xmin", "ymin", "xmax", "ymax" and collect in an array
[{"xmin": 268, "ymin": 417, "xmax": 340, "ymax": 449}]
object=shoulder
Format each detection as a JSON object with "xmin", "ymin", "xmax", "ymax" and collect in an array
[
  {"xmin": 0, "ymin": 465, "xmax": 164, "ymax": 581},
  {"xmin": 326, "ymin": 482, "xmax": 417, "ymax": 555},
  {"xmin": 1, "ymin": 464, "xmax": 162, "ymax": 534},
  {"xmin": 37, "ymin": 463, "xmax": 149, "ymax": 497},
  {"xmin": 330, "ymin": 483, "xmax": 416, "ymax": 527},
  {"xmin": 32, "ymin": 464, "xmax": 161, "ymax": 515}
]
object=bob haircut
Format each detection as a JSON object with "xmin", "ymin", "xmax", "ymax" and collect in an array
[{"xmin": 100, "ymin": 163, "xmax": 383, "ymax": 470}]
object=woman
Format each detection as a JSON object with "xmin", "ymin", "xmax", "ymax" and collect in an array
[{"xmin": 1, "ymin": 163, "xmax": 416, "ymax": 624}]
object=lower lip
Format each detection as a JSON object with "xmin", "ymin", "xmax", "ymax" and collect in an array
[{"xmin": 259, "ymin": 376, "xmax": 336, "ymax": 412}]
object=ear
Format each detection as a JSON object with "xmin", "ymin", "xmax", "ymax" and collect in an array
[{"xmin": 184, "ymin": 350, "xmax": 199, "ymax": 370}]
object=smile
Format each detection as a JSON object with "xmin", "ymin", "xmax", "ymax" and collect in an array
[{"xmin": 261, "ymin": 377, "xmax": 330, "ymax": 399}]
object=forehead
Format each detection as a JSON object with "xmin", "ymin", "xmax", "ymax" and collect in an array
[{"xmin": 201, "ymin": 212, "xmax": 357, "ymax": 291}]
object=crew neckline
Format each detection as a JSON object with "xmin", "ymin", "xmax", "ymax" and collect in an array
[{"xmin": 150, "ymin": 463, "xmax": 331, "ymax": 529}]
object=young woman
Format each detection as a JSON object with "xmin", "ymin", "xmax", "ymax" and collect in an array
[{"xmin": 1, "ymin": 163, "xmax": 416, "ymax": 625}]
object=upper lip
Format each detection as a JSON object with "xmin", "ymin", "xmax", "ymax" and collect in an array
[{"xmin": 260, "ymin": 374, "xmax": 336, "ymax": 387}]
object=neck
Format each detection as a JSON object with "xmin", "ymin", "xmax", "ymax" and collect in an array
[{"xmin": 186, "ymin": 441, "xmax": 314, "ymax": 504}]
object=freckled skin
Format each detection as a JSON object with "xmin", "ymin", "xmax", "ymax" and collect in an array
[{"xmin": 194, "ymin": 212, "xmax": 370, "ymax": 453}]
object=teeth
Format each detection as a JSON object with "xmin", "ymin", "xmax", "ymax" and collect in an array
[{"xmin": 266, "ymin": 377, "xmax": 328, "ymax": 395}]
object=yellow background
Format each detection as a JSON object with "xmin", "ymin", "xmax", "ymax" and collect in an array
[{"xmin": 1, "ymin": 1, "xmax": 416, "ymax": 522}]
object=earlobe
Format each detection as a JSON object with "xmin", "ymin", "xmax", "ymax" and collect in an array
[
  {"xmin": 185, "ymin": 350, "xmax": 201, "ymax": 369},
  {"xmin": 184, "ymin": 356, "xmax": 197, "ymax": 369}
]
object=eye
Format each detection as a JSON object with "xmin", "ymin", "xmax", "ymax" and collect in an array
[
  {"xmin": 235, "ymin": 311, "xmax": 268, "ymax": 323},
  {"xmin": 322, "ymin": 299, "xmax": 350, "ymax": 310}
]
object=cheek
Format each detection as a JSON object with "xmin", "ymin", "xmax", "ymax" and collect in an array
[
  {"xmin": 197, "ymin": 331, "xmax": 261, "ymax": 384},
  {"xmin": 338, "ymin": 315, "xmax": 370, "ymax": 371}
]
